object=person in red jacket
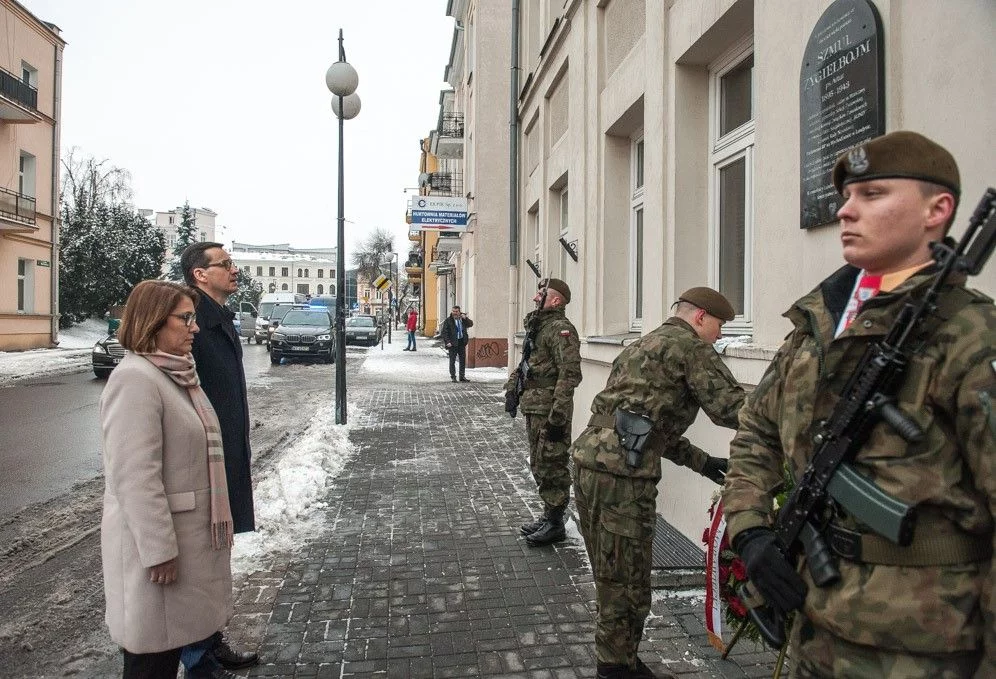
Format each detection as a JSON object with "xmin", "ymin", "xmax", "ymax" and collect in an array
[{"xmin": 403, "ymin": 308, "xmax": 418, "ymax": 351}]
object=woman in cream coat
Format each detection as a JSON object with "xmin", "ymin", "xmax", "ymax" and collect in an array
[{"xmin": 100, "ymin": 280, "xmax": 233, "ymax": 679}]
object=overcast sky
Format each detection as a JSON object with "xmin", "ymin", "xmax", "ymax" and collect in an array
[{"xmin": 20, "ymin": 0, "xmax": 455, "ymax": 259}]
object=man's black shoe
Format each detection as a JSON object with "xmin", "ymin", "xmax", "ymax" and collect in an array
[
  {"xmin": 213, "ymin": 637, "xmax": 259, "ymax": 670},
  {"xmin": 596, "ymin": 664, "xmax": 634, "ymax": 679},
  {"xmin": 451, "ymin": 376, "xmax": 457, "ymax": 382},
  {"xmin": 184, "ymin": 665, "xmax": 242, "ymax": 679},
  {"xmin": 459, "ymin": 377, "xmax": 470, "ymax": 382}
]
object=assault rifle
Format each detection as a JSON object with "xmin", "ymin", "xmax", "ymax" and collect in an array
[
  {"xmin": 742, "ymin": 188, "xmax": 996, "ymax": 648},
  {"xmin": 505, "ymin": 286, "xmax": 548, "ymax": 418}
]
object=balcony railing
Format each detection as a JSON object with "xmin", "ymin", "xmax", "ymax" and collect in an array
[
  {"xmin": 439, "ymin": 112, "xmax": 464, "ymax": 138},
  {"xmin": 0, "ymin": 67, "xmax": 38, "ymax": 111},
  {"xmin": 426, "ymin": 171, "xmax": 463, "ymax": 197},
  {"xmin": 0, "ymin": 186, "xmax": 36, "ymax": 225}
]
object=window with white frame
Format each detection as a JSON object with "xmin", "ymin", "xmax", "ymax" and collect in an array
[
  {"xmin": 530, "ymin": 206, "xmax": 541, "ymax": 273},
  {"xmin": 558, "ymin": 188, "xmax": 569, "ymax": 277},
  {"xmin": 21, "ymin": 61, "xmax": 37, "ymax": 88},
  {"xmin": 630, "ymin": 137, "xmax": 645, "ymax": 330},
  {"xmin": 709, "ymin": 40, "xmax": 754, "ymax": 332},
  {"xmin": 18, "ymin": 152, "xmax": 36, "ymax": 198},
  {"xmin": 17, "ymin": 258, "xmax": 33, "ymax": 313}
]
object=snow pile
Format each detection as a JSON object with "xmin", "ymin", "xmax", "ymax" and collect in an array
[
  {"xmin": 58, "ymin": 317, "xmax": 112, "ymax": 348},
  {"xmin": 361, "ymin": 332, "xmax": 510, "ymax": 383},
  {"xmin": 0, "ymin": 347, "xmax": 91, "ymax": 386},
  {"xmin": 231, "ymin": 400, "xmax": 357, "ymax": 575},
  {"xmin": 0, "ymin": 318, "xmax": 110, "ymax": 386},
  {"xmin": 714, "ymin": 335, "xmax": 752, "ymax": 354}
]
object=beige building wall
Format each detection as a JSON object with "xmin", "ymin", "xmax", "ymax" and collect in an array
[
  {"xmin": 443, "ymin": 0, "xmax": 512, "ymax": 368},
  {"xmin": 514, "ymin": 0, "xmax": 996, "ymax": 543},
  {"xmin": 0, "ymin": 0, "xmax": 64, "ymax": 350}
]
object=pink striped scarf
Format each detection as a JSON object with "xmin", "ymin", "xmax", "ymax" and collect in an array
[{"xmin": 140, "ymin": 351, "xmax": 234, "ymax": 549}]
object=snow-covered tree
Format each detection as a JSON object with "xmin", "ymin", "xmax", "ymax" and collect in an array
[
  {"xmin": 229, "ymin": 268, "xmax": 263, "ymax": 309},
  {"xmin": 167, "ymin": 202, "xmax": 198, "ymax": 281},
  {"xmin": 61, "ymin": 147, "xmax": 133, "ymax": 213},
  {"xmin": 59, "ymin": 202, "xmax": 165, "ymax": 328}
]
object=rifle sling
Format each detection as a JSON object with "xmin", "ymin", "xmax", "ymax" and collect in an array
[{"xmin": 827, "ymin": 523, "xmax": 991, "ymax": 566}]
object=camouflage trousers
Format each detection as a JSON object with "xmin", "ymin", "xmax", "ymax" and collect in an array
[
  {"xmin": 572, "ymin": 465, "xmax": 657, "ymax": 667},
  {"xmin": 525, "ymin": 414, "xmax": 571, "ymax": 510},
  {"xmin": 789, "ymin": 615, "xmax": 983, "ymax": 678}
]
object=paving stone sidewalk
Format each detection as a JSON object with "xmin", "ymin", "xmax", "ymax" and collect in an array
[{"xmin": 230, "ymin": 344, "xmax": 782, "ymax": 678}]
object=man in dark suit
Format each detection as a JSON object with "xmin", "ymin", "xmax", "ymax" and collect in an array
[
  {"xmin": 179, "ymin": 242, "xmax": 259, "ymax": 679},
  {"xmin": 440, "ymin": 305, "xmax": 473, "ymax": 382}
]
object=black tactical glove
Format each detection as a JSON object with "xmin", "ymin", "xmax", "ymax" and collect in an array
[
  {"xmin": 544, "ymin": 422, "xmax": 567, "ymax": 443},
  {"xmin": 733, "ymin": 527, "xmax": 807, "ymax": 613},
  {"xmin": 504, "ymin": 390, "xmax": 518, "ymax": 418},
  {"xmin": 700, "ymin": 456, "xmax": 728, "ymax": 485}
]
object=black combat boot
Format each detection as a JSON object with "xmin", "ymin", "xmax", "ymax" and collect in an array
[
  {"xmin": 520, "ymin": 507, "xmax": 549, "ymax": 536},
  {"xmin": 595, "ymin": 664, "xmax": 635, "ymax": 679},
  {"xmin": 632, "ymin": 657, "xmax": 663, "ymax": 679},
  {"xmin": 525, "ymin": 505, "xmax": 566, "ymax": 546}
]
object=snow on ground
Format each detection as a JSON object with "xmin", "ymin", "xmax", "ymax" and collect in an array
[
  {"xmin": 231, "ymin": 400, "xmax": 358, "ymax": 575},
  {"xmin": 56, "ymin": 317, "xmax": 112, "ymax": 348},
  {"xmin": 0, "ymin": 318, "xmax": 108, "ymax": 387},
  {"xmin": 361, "ymin": 331, "xmax": 510, "ymax": 383}
]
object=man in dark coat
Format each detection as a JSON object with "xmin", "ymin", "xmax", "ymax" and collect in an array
[
  {"xmin": 440, "ymin": 305, "xmax": 474, "ymax": 382},
  {"xmin": 179, "ymin": 242, "xmax": 259, "ymax": 678}
]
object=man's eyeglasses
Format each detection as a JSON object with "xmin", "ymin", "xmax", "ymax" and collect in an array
[
  {"xmin": 202, "ymin": 259, "xmax": 236, "ymax": 271},
  {"xmin": 170, "ymin": 312, "xmax": 197, "ymax": 327}
]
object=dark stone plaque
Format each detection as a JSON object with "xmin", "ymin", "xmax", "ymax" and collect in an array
[{"xmin": 799, "ymin": 0, "xmax": 884, "ymax": 229}]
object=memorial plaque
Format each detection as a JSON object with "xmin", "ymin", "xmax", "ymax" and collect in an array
[{"xmin": 799, "ymin": 0, "xmax": 884, "ymax": 229}]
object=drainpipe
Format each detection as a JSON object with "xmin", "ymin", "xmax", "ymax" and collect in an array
[
  {"xmin": 50, "ymin": 40, "xmax": 63, "ymax": 345},
  {"xmin": 507, "ymin": 0, "xmax": 520, "ymax": 367}
]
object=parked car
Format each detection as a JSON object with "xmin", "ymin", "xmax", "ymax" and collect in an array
[
  {"xmin": 253, "ymin": 292, "xmax": 307, "ymax": 344},
  {"xmin": 264, "ymin": 303, "xmax": 309, "ymax": 347},
  {"xmin": 344, "ymin": 315, "xmax": 383, "ymax": 346},
  {"xmin": 92, "ymin": 331, "xmax": 124, "ymax": 378},
  {"xmin": 269, "ymin": 309, "xmax": 335, "ymax": 364}
]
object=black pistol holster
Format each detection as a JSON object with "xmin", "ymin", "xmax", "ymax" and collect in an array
[{"xmin": 613, "ymin": 409, "xmax": 653, "ymax": 468}]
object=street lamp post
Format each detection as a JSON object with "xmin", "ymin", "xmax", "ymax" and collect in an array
[
  {"xmin": 383, "ymin": 252, "xmax": 398, "ymax": 344},
  {"xmin": 326, "ymin": 29, "xmax": 361, "ymax": 425}
]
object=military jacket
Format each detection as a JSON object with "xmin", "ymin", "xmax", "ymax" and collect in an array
[
  {"xmin": 722, "ymin": 264, "xmax": 996, "ymax": 661},
  {"xmin": 571, "ymin": 317, "xmax": 744, "ymax": 480},
  {"xmin": 506, "ymin": 308, "xmax": 582, "ymax": 425}
]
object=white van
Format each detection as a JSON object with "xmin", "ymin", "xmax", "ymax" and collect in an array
[
  {"xmin": 227, "ymin": 301, "xmax": 258, "ymax": 340},
  {"xmin": 253, "ymin": 292, "xmax": 308, "ymax": 343}
]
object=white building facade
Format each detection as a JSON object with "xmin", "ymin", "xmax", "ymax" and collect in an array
[
  {"xmin": 230, "ymin": 242, "xmax": 337, "ymax": 297},
  {"xmin": 512, "ymin": 0, "xmax": 996, "ymax": 542}
]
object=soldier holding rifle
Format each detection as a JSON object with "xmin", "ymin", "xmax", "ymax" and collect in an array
[
  {"xmin": 505, "ymin": 278, "xmax": 582, "ymax": 547},
  {"xmin": 723, "ymin": 131, "xmax": 996, "ymax": 678}
]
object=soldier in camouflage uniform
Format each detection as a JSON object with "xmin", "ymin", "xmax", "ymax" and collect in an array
[
  {"xmin": 506, "ymin": 278, "xmax": 583, "ymax": 547},
  {"xmin": 571, "ymin": 287, "xmax": 744, "ymax": 679},
  {"xmin": 723, "ymin": 131, "xmax": 996, "ymax": 678}
]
